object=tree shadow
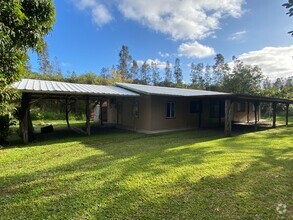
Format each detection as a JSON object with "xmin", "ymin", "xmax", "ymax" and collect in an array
[{"xmin": 1, "ymin": 126, "xmax": 292, "ymax": 219}]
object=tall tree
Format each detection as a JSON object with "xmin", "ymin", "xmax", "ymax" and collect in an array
[
  {"xmin": 151, "ymin": 61, "xmax": 161, "ymax": 86},
  {"xmin": 140, "ymin": 61, "xmax": 151, "ymax": 85},
  {"xmin": 173, "ymin": 58, "xmax": 183, "ymax": 85},
  {"xmin": 52, "ymin": 56, "xmax": 61, "ymax": 75},
  {"xmin": 130, "ymin": 60, "xmax": 139, "ymax": 81},
  {"xmin": 204, "ymin": 63, "xmax": 212, "ymax": 88},
  {"xmin": 164, "ymin": 60, "xmax": 173, "ymax": 86},
  {"xmin": 0, "ymin": 0, "xmax": 55, "ymax": 142},
  {"xmin": 117, "ymin": 45, "xmax": 132, "ymax": 80},
  {"xmin": 222, "ymin": 60, "xmax": 263, "ymax": 95},
  {"xmin": 195, "ymin": 63, "xmax": 205, "ymax": 88},
  {"xmin": 38, "ymin": 43, "xmax": 53, "ymax": 76},
  {"xmin": 190, "ymin": 62, "xmax": 197, "ymax": 85},
  {"xmin": 212, "ymin": 54, "xmax": 229, "ymax": 85},
  {"xmin": 282, "ymin": 0, "xmax": 293, "ymax": 36}
]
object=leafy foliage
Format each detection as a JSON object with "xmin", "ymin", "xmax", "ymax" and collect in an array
[
  {"xmin": 282, "ymin": 0, "xmax": 293, "ymax": 36},
  {"xmin": 222, "ymin": 60, "xmax": 263, "ymax": 95}
]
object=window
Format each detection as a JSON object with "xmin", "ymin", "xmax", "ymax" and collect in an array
[
  {"xmin": 133, "ymin": 101, "xmax": 139, "ymax": 118},
  {"xmin": 190, "ymin": 101, "xmax": 200, "ymax": 113},
  {"xmin": 166, "ymin": 102, "xmax": 175, "ymax": 118},
  {"xmin": 237, "ymin": 102, "xmax": 245, "ymax": 112}
]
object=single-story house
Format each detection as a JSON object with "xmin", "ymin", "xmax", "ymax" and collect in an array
[{"xmin": 13, "ymin": 79, "xmax": 293, "ymax": 144}]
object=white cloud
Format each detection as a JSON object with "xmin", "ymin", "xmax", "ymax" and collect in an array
[
  {"xmin": 229, "ymin": 30, "xmax": 247, "ymax": 40},
  {"xmin": 237, "ymin": 45, "xmax": 293, "ymax": 79},
  {"xmin": 178, "ymin": 41, "xmax": 216, "ymax": 58},
  {"xmin": 137, "ymin": 59, "xmax": 171, "ymax": 70},
  {"xmin": 73, "ymin": 0, "xmax": 245, "ymax": 40},
  {"xmin": 158, "ymin": 51, "xmax": 170, "ymax": 58},
  {"xmin": 72, "ymin": 0, "xmax": 112, "ymax": 27},
  {"xmin": 117, "ymin": 0, "xmax": 244, "ymax": 41}
]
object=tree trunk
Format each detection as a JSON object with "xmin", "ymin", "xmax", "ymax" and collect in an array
[{"xmin": 225, "ymin": 99, "xmax": 232, "ymax": 137}]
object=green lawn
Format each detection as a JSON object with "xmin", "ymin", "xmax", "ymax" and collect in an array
[{"xmin": 1, "ymin": 125, "xmax": 292, "ymax": 219}]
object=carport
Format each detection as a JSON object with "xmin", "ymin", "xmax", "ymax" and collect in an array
[{"xmin": 13, "ymin": 79, "xmax": 139, "ymax": 144}]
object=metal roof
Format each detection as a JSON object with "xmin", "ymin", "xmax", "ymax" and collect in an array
[
  {"xmin": 12, "ymin": 79, "xmax": 139, "ymax": 97},
  {"xmin": 116, "ymin": 83, "xmax": 230, "ymax": 97}
]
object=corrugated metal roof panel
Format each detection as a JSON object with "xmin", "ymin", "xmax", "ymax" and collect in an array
[
  {"xmin": 116, "ymin": 83, "xmax": 230, "ymax": 97},
  {"xmin": 12, "ymin": 79, "xmax": 139, "ymax": 97}
]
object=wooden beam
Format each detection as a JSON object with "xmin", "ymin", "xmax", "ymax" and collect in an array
[
  {"xmin": 20, "ymin": 93, "xmax": 34, "ymax": 144},
  {"xmin": 65, "ymin": 98, "xmax": 70, "ymax": 128},
  {"xmin": 254, "ymin": 102, "xmax": 259, "ymax": 131},
  {"xmin": 272, "ymin": 102, "xmax": 277, "ymax": 128},
  {"xmin": 285, "ymin": 103, "xmax": 289, "ymax": 126},
  {"xmin": 225, "ymin": 99, "xmax": 232, "ymax": 137},
  {"xmin": 247, "ymin": 101, "xmax": 250, "ymax": 123},
  {"xmin": 85, "ymin": 96, "xmax": 90, "ymax": 136}
]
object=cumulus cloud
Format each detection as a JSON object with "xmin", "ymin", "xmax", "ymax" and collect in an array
[
  {"xmin": 237, "ymin": 45, "xmax": 293, "ymax": 79},
  {"xmin": 158, "ymin": 51, "xmax": 170, "ymax": 58},
  {"xmin": 73, "ymin": 0, "xmax": 244, "ymax": 41},
  {"xmin": 137, "ymin": 59, "xmax": 170, "ymax": 70},
  {"xmin": 72, "ymin": 0, "xmax": 112, "ymax": 27},
  {"xmin": 117, "ymin": 0, "xmax": 244, "ymax": 41},
  {"xmin": 178, "ymin": 41, "xmax": 216, "ymax": 58},
  {"xmin": 229, "ymin": 30, "xmax": 247, "ymax": 40}
]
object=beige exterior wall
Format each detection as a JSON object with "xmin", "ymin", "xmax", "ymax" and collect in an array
[
  {"xmin": 232, "ymin": 102, "xmax": 259, "ymax": 122},
  {"xmin": 150, "ymin": 96, "xmax": 198, "ymax": 131},
  {"xmin": 107, "ymin": 96, "xmax": 260, "ymax": 132}
]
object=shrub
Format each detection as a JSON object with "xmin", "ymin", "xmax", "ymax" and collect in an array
[{"xmin": 0, "ymin": 114, "xmax": 15, "ymax": 143}]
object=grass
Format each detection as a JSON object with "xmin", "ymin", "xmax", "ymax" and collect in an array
[{"xmin": 0, "ymin": 123, "xmax": 292, "ymax": 219}]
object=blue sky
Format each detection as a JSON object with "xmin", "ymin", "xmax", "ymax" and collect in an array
[{"xmin": 29, "ymin": 0, "xmax": 293, "ymax": 82}]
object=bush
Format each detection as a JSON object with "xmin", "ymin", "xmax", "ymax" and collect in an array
[{"xmin": 0, "ymin": 114, "xmax": 15, "ymax": 143}]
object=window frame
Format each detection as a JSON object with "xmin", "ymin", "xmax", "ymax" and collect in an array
[
  {"xmin": 133, "ymin": 101, "xmax": 139, "ymax": 118},
  {"xmin": 166, "ymin": 101, "xmax": 176, "ymax": 119}
]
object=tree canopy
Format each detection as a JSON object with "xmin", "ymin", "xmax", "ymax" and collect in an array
[
  {"xmin": 0, "ymin": 0, "xmax": 55, "ymax": 142},
  {"xmin": 0, "ymin": 0, "xmax": 55, "ymax": 113},
  {"xmin": 282, "ymin": 0, "xmax": 293, "ymax": 36}
]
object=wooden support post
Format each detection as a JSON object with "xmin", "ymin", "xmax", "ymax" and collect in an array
[
  {"xmin": 85, "ymin": 96, "xmax": 90, "ymax": 136},
  {"xmin": 254, "ymin": 102, "xmax": 259, "ymax": 131},
  {"xmin": 65, "ymin": 98, "xmax": 70, "ymax": 128},
  {"xmin": 285, "ymin": 103, "xmax": 289, "ymax": 126},
  {"xmin": 225, "ymin": 99, "xmax": 232, "ymax": 137},
  {"xmin": 272, "ymin": 102, "xmax": 277, "ymax": 128},
  {"xmin": 247, "ymin": 101, "xmax": 250, "ymax": 123},
  {"xmin": 198, "ymin": 99, "xmax": 202, "ymax": 128},
  {"xmin": 20, "ymin": 93, "xmax": 34, "ymax": 144},
  {"xmin": 218, "ymin": 100, "xmax": 222, "ymax": 127},
  {"xmin": 100, "ymin": 99, "xmax": 103, "ymax": 126}
]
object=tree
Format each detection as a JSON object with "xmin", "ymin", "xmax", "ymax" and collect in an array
[
  {"xmin": 282, "ymin": 0, "xmax": 293, "ymax": 36},
  {"xmin": 140, "ymin": 61, "xmax": 151, "ymax": 85},
  {"xmin": 173, "ymin": 58, "xmax": 183, "ymax": 85},
  {"xmin": 212, "ymin": 54, "xmax": 229, "ymax": 85},
  {"xmin": 204, "ymin": 63, "xmax": 212, "ymax": 88},
  {"xmin": 130, "ymin": 60, "xmax": 139, "ymax": 81},
  {"xmin": 0, "ymin": 0, "xmax": 55, "ymax": 84},
  {"xmin": 190, "ymin": 63, "xmax": 197, "ymax": 85},
  {"xmin": 117, "ymin": 45, "xmax": 132, "ymax": 80},
  {"xmin": 37, "ymin": 43, "xmax": 53, "ymax": 76},
  {"xmin": 151, "ymin": 61, "xmax": 161, "ymax": 86},
  {"xmin": 222, "ymin": 60, "xmax": 263, "ymax": 95},
  {"xmin": 0, "ymin": 0, "xmax": 55, "ymax": 142},
  {"xmin": 163, "ymin": 60, "xmax": 173, "ymax": 86}
]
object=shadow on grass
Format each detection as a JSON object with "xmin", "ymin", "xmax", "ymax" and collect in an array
[{"xmin": 1, "ymin": 125, "xmax": 292, "ymax": 219}]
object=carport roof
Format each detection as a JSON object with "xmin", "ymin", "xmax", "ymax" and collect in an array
[{"xmin": 12, "ymin": 79, "xmax": 139, "ymax": 97}]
